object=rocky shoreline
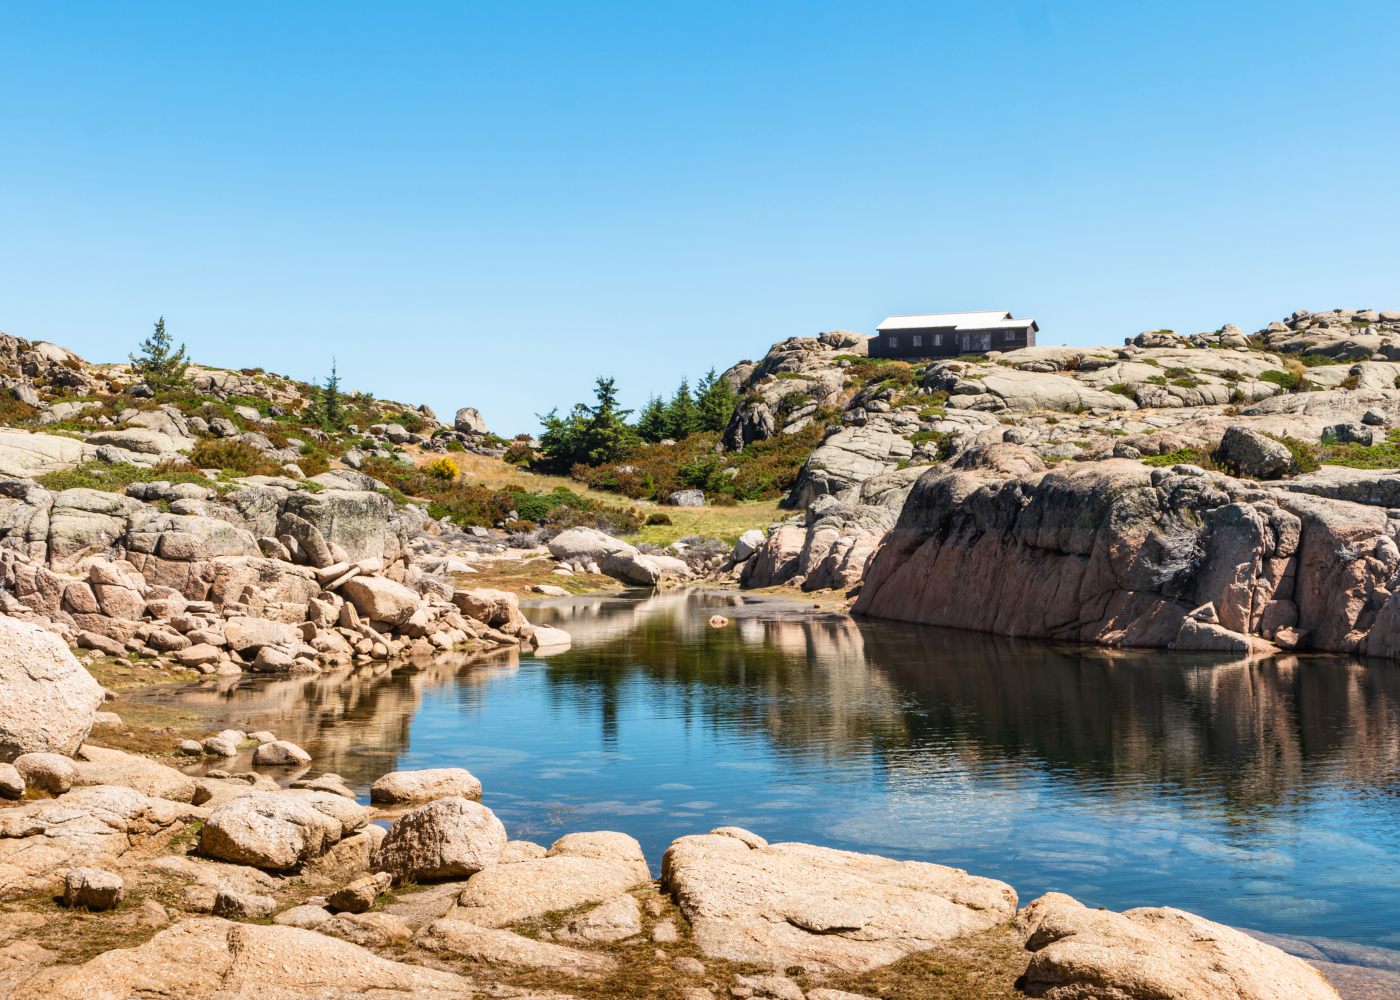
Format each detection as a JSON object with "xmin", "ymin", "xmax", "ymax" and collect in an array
[{"xmin": 0, "ymin": 631, "xmax": 1384, "ymax": 1000}]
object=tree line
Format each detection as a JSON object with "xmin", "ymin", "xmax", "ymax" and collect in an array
[{"xmin": 536, "ymin": 369, "xmax": 737, "ymax": 470}]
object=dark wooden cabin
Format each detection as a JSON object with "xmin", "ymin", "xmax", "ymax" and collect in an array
[{"xmin": 870, "ymin": 311, "xmax": 1038, "ymax": 360}]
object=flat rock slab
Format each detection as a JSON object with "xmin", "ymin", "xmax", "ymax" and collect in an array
[
  {"xmin": 661, "ymin": 830, "xmax": 1017, "ymax": 973},
  {"xmin": 1019, "ymin": 892, "xmax": 1341, "ymax": 1000},
  {"xmin": 0, "ymin": 785, "xmax": 193, "ymax": 900},
  {"xmin": 16, "ymin": 916, "xmax": 477, "ymax": 999},
  {"xmin": 453, "ymin": 831, "xmax": 650, "ymax": 927},
  {"xmin": 417, "ymin": 917, "xmax": 618, "ymax": 978}
]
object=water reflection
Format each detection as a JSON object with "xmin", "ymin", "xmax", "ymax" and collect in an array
[{"xmin": 143, "ymin": 590, "xmax": 1400, "ymax": 949}]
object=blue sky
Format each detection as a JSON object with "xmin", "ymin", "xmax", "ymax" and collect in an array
[{"xmin": 2, "ymin": 2, "xmax": 1397, "ymax": 434}]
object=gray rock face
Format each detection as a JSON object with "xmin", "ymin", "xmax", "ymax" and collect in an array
[
  {"xmin": 453, "ymin": 406, "xmax": 487, "ymax": 435},
  {"xmin": 340, "ymin": 576, "xmax": 420, "ymax": 625},
  {"xmin": 787, "ymin": 424, "xmax": 913, "ymax": 509},
  {"xmin": 547, "ymin": 526, "xmax": 691, "ymax": 586},
  {"xmin": 1018, "ymin": 893, "xmax": 1341, "ymax": 1000},
  {"xmin": 0, "ymin": 617, "xmax": 104, "ymax": 760},
  {"xmin": 373, "ymin": 796, "xmax": 507, "ymax": 884},
  {"xmin": 667, "ymin": 489, "xmax": 706, "ymax": 507},
  {"xmin": 662, "ymin": 829, "xmax": 1016, "ymax": 973},
  {"xmin": 1218, "ymin": 425, "xmax": 1292, "ymax": 479}
]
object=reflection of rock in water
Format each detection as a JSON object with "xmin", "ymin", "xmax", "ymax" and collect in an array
[
  {"xmin": 532, "ymin": 598, "xmax": 911, "ymax": 760},
  {"xmin": 141, "ymin": 647, "xmax": 520, "ymax": 787},
  {"xmin": 523, "ymin": 589, "xmax": 749, "ymax": 648},
  {"xmin": 858, "ymin": 623, "xmax": 1400, "ymax": 814},
  {"xmin": 142, "ymin": 593, "xmax": 1400, "ymax": 826}
]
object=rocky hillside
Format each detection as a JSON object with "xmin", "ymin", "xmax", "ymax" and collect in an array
[
  {"xmin": 0, "ymin": 327, "xmax": 601, "ymax": 674},
  {"xmin": 719, "ymin": 307, "xmax": 1400, "ymax": 661}
]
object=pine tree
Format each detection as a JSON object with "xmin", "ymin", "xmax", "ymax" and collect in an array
[
  {"xmin": 636, "ymin": 395, "xmax": 668, "ymax": 443},
  {"xmin": 582, "ymin": 376, "xmax": 636, "ymax": 464},
  {"xmin": 537, "ymin": 377, "xmax": 636, "ymax": 470},
  {"xmin": 320, "ymin": 359, "xmax": 344, "ymax": 430},
  {"xmin": 664, "ymin": 378, "xmax": 698, "ymax": 440},
  {"xmin": 129, "ymin": 316, "xmax": 189, "ymax": 392},
  {"xmin": 696, "ymin": 367, "xmax": 737, "ymax": 433}
]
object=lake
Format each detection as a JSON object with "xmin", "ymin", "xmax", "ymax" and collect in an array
[{"xmin": 146, "ymin": 589, "xmax": 1400, "ymax": 952}]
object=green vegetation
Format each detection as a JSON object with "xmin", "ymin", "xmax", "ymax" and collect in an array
[
  {"xmin": 128, "ymin": 317, "xmax": 189, "ymax": 392},
  {"xmin": 635, "ymin": 369, "xmax": 737, "ymax": 444},
  {"xmin": 1105, "ymin": 383, "xmax": 1136, "ymax": 398},
  {"xmin": 363, "ymin": 457, "xmax": 641, "ymax": 534},
  {"xmin": 188, "ymin": 438, "xmax": 284, "ymax": 477},
  {"xmin": 36, "ymin": 461, "xmax": 217, "ymax": 494},
  {"xmin": 1141, "ymin": 447, "xmax": 1211, "ymax": 468},
  {"xmin": 1314, "ymin": 428, "xmax": 1400, "ymax": 469},
  {"xmin": 537, "ymin": 377, "xmax": 636, "ymax": 470}
]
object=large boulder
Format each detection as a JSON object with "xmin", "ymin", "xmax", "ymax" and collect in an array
[
  {"xmin": 15, "ymin": 917, "xmax": 476, "ymax": 999},
  {"xmin": 1018, "ymin": 893, "xmax": 1341, "ymax": 1000},
  {"xmin": 1218, "ymin": 424, "xmax": 1292, "ymax": 480},
  {"xmin": 281, "ymin": 490, "xmax": 405, "ymax": 565},
  {"xmin": 370, "ymin": 768, "xmax": 483, "ymax": 805},
  {"xmin": 661, "ymin": 830, "xmax": 1016, "ymax": 972},
  {"xmin": 453, "ymin": 407, "xmax": 487, "ymax": 435},
  {"xmin": 452, "ymin": 830, "xmax": 650, "ymax": 926},
  {"xmin": 0, "ymin": 617, "xmax": 104, "ymax": 760},
  {"xmin": 340, "ymin": 576, "xmax": 420, "ymax": 626},
  {"xmin": 373, "ymin": 796, "xmax": 507, "ymax": 884},
  {"xmin": 200, "ymin": 793, "xmax": 345, "ymax": 870}
]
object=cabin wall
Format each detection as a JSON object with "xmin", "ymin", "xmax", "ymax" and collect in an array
[{"xmin": 870, "ymin": 325, "xmax": 1034, "ymax": 360}]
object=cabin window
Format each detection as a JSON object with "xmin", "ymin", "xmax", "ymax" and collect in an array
[
  {"xmin": 1005, "ymin": 330, "xmax": 1017, "ymax": 342},
  {"xmin": 933, "ymin": 334, "xmax": 942, "ymax": 347},
  {"xmin": 889, "ymin": 334, "xmax": 898, "ymax": 348},
  {"xmin": 912, "ymin": 335, "xmax": 922, "ymax": 347}
]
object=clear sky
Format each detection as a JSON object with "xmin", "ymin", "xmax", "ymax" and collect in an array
[{"xmin": 2, "ymin": 2, "xmax": 1398, "ymax": 435}]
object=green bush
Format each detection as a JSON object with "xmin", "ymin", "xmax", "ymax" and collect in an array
[
  {"xmin": 188, "ymin": 438, "xmax": 282, "ymax": 477},
  {"xmin": 36, "ymin": 461, "xmax": 216, "ymax": 493}
]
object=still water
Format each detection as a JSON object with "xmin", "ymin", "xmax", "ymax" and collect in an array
[{"xmin": 151, "ymin": 590, "xmax": 1400, "ymax": 950}]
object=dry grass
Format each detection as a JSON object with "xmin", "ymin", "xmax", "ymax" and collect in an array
[
  {"xmin": 455, "ymin": 557, "xmax": 623, "ymax": 598},
  {"xmin": 416, "ymin": 449, "xmax": 782, "ymax": 546}
]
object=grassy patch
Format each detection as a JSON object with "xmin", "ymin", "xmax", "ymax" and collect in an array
[{"xmin": 36, "ymin": 461, "xmax": 217, "ymax": 494}]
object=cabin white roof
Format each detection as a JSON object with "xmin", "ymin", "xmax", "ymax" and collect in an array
[{"xmin": 877, "ymin": 311, "xmax": 1035, "ymax": 332}]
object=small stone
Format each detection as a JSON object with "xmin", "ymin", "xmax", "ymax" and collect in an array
[
  {"xmin": 135, "ymin": 899, "xmax": 171, "ymax": 928},
  {"xmin": 212, "ymin": 887, "xmax": 278, "ymax": 919},
  {"xmin": 708, "ymin": 615, "xmax": 729, "ymax": 628},
  {"xmin": 673, "ymin": 956, "xmax": 706, "ymax": 975},
  {"xmin": 252, "ymin": 740, "xmax": 311, "ymax": 766},
  {"xmin": 370, "ymin": 767, "xmax": 482, "ymax": 805},
  {"xmin": 63, "ymin": 867, "xmax": 124, "ymax": 911},
  {"xmin": 178, "ymin": 739, "xmax": 204, "ymax": 755},
  {"xmin": 14, "ymin": 751, "xmax": 78, "ymax": 795},
  {"xmin": 273, "ymin": 904, "xmax": 333, "ymax": 929},
  {"xmin": 735, "ymin": 975, "xmax": 804, "ymax": 1000},
  {"xmin": 652, "ymin": 917, "xmax": 679, "ymax": 942},
  {"xmin": 0, "ymin": 763, "xmax": 24, "ymax": 800},
  {"xmin": 644, "ymin": 897, "xmax": 666, "ymax": 918},
  {"xmin": 328, "ymin": 872, "xmax": 393, "ymax": 914}
]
